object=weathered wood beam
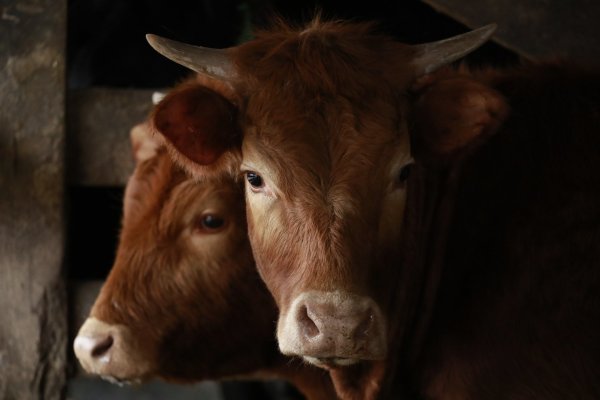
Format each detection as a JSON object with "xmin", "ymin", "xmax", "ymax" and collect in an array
[
  {"xmin": 67, "ymin": 88, "xmax": 156, "ymax": 187},
  {"xmin": 421, "ymin": 0, "xmax": 600, "ymax": 66},
  {"xmin": 0, "ymin": 1, "xmax": 67, "ymax": 399}
]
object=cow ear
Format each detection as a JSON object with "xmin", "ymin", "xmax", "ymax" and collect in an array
[
  {"xmin": 151, "ymin": 82, "xmax": 242, "ymax": 178},
  {"xmin": 130, "ymin": 121, "xmax": 162, "ymax": 163},
  {"xmin": 411, "ymin": 75, "xmax": 508, "ymax": 158}
]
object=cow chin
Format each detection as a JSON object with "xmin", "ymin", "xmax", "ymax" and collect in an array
[
  {"xmin": 303, "ymin": 356, "xmax": 361, "ymax": 369},
  {"xmin": 73, "ymin": 317, "xmax": 154, "ymax": 383},
  {"xmin": 276, "ymin": 291, "xmax": 387, "ymax": 366}
]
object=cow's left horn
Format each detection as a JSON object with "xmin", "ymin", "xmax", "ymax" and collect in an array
[
  {"xmin": 411, "ymin": 24, "xmax": 497, "ymax": 76},
  {"xmin": 146, "ymin": 34, "xmax": 235, "ymax": 80}
]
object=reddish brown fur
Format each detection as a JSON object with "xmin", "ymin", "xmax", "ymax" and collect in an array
[
  {"xmin": 150, "ymin": 19, "xmax": 600, "ymax": 399},
  {"xmin": 379, "ymin": 63, "xmax": 600, "ymax": 399},
  {"xmin": 152, "ymin": 21, "xmax": 418, "ymax": 381},
  {"xmin": 92, "ymin": 146, "xmax": 272, "ymax": 379},
  {"xmin": 87, "ymin": 138, "xmax": 336, "ymax": 399},
  {"xmin": 232, "ymin": 19, "xmax": 415, "ymax": 326},
  {"xmin": 150, "ymin": 20, "xmax": 500, "ymax": 399}
]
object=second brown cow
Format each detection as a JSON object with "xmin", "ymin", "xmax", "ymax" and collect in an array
[{"xmin": 73, "ymin": 120, "xmax": 335, "ymax": 399}]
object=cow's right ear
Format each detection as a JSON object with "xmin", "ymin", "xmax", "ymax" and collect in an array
[
  {"xmin": 410, "ymin": 74, "xmax": 508, "ymax": 160},
  {"xmin": 151, "ymin": 82, "xmax": 242, "ymax": 178}
]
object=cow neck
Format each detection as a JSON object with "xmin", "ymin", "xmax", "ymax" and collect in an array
[
  {"xmin": 240, "ymin": 354, "xmax": 337, "ymax": 400},
  {"xmin": 380, "ymin": 157, "xmax": 466, "ymax": 398},
  {"xmin": 277, "ymin": 362, "xmax": 338, "ymax": 400}
]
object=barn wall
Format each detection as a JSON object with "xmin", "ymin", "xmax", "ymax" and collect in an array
[
  {"xmin": 422, "ymin": 0, "xmax": 600, "ymax": 66},
  {"xmin": 0, "ymin": 1, "xmax": 68, "ymax": 399},
  {"xmin": 1, "ymin": 1, "xmax": 596, "ymax": 399},
  {"xmin": 67, "ymin": 88, "xmax": 155, "ymax": 187}
]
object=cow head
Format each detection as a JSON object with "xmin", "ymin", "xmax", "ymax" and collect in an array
[
  {"xmin": 146, "ymin": 21, "xmax": 500, "ymax": 373},
  {"xmin": 73, "ymin": 122, "xmax": 278, "ymax": 383}
]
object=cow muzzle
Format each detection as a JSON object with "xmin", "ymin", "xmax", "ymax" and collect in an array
[
  {"xmin": 277, "ymin": 291, "xmax": 387, "ymax": 368},
  {"xmin": 73, "ymin": 317, "xmax": 151, "ymax": 383}
]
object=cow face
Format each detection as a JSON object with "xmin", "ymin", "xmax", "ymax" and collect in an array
[
  {"xmin": 237, "ymin": 67, "xmax": 414, "ymax": 367},
  {"xmin": 147, "ymin": 21, "xmax": 496, "ymax": 370},
  {"xmin": 73, "ymin": 123, "xmax": 277, "ymax": 383}
]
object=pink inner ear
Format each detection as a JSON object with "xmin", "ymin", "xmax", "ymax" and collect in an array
[{"xmin": 153, "ymin": 84, "xmax": 240, "ymax": 166}]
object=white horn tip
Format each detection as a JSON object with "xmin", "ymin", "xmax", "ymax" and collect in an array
[
  {"xmin": 145, "ymin": 33, "xmax": 163, "ymax": 50},
  {"xmin": 477, "ymin": 23, "xmax": 498, "ymax": 39}
]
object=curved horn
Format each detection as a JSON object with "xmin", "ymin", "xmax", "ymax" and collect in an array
[
  {"xmin": 412, "ymin": 24, "xmax": 497, "ymax": 76},
  {"xmin": 146, "ymin": 34, "xmax": 235, "ymax": 80}
]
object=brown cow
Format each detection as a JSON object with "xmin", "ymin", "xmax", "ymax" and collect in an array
[
  {"xmin": 146, "ymin": 18, "xmax": 493, "ymax": 366},
  {"xmin": 146, "ymin": 20, "xmax": 600, "ymax": 399},
  {"xmin": 73, "ymin": 119, "xmax": 336, "ymax": 400},
  {"xmin": 144, "ymin": 19, "xmax": 496, "ymax": 397}
]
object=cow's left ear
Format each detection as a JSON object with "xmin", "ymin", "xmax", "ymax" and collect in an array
[
  {"xmin": 411, "ymin": 75, "xmax": 508, "ymax": 158},
  {"xmin": 152, "ymin": 81, "xmax": 242, "ymax": 179},
  {"xmin": 130, "ymin": 121, "xmax": 162, "ymax": 163}
]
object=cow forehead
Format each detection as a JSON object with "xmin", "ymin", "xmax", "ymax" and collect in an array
[
  {"xmin": 241, "ymin": 96, "xmax": 411, "ymax": 199},
  {"xmin": 234, "ymin": 20, "xmax": 416, "ymax": 223},
  {"xmin": 125, "ymin": 152, "xmax": 242, "ymax": 239},
  {"xmin": 232, "ymin": 20, "xmax": 415, "ymax": 98},
  {"xmin": 233, "ymin": 25, "xmax": 414, "ymax": 196}
]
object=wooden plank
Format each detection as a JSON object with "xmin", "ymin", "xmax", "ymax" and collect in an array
[
  {"xmin": 421, "ymin": 0, "xmax": 600, "ymax": 66},
  {"xmin": 67, "ymin": 88, "xmax": 156, "ymax": 187},
  {"xmin": 0, "ymin": 1, "xmax": 67, "ymax": 399}
]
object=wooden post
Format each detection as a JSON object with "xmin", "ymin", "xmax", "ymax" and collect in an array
[{"xmin": 0, "ymin": 1, "xmax": 67, "ymax": 399}]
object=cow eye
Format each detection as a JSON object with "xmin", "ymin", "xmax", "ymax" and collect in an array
[
  {"xmin": 397, "ymin": 163, "xmax": 413, "ymax": 187},
  {"xmin": 196, "ymin": 214, "xmax": 225, "ymax": 232},
  {"xmin": 246, "ymin": 171, "xmax": 264, "ymax": 188}
]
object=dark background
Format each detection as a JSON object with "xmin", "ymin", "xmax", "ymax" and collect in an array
[{"xmin": 67, "ymin": 0, "xmax": 517, "ymax": 90}]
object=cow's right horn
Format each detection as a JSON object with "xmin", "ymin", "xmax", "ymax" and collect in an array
[{"xmin": 146, "ymin": 34, "xmax": 236, "ymax": 81}]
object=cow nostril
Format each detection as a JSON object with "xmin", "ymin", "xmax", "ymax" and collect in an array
[
  {"xmin": 353, "ymin": 312, "xmax": 374, "ymax": 342},
  {"xmin": 91, "ymin": 335, "xmax": 114, "ymax": 358},
  {"xmin": 298, "ymin": 304, "xmax": 320, "ymax": 338}
]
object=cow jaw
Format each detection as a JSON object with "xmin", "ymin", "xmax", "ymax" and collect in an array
[{"xmin": 74, "ymin": 317, "xmax": 153, "ymax": 383}]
